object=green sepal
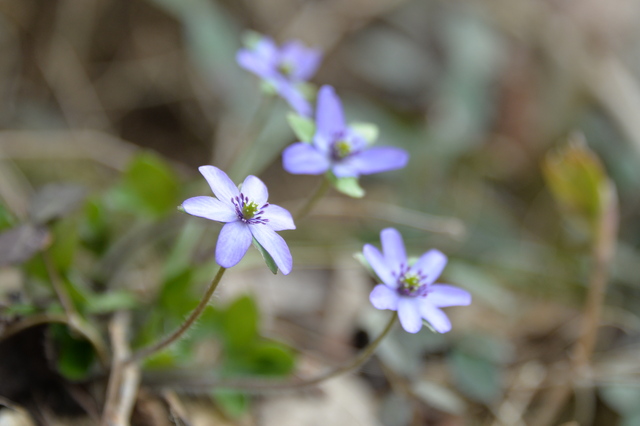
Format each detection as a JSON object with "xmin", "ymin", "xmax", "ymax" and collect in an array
[
  {"xmin": 422, "ymin": 319, "xmax": 438, "ymax": 333},
  {"xmin": 241, "ymin": 31, "xmax": 263, "ymax": 49},
  {"xmin": 260, "ymin": 80, "xmax": 278, "ymax": 96},
  {"xmin": 295, "ymin": 81, "xmax": 317, "ymax": 101},
  {"xmin": 327, "ymin": 173, "xmax": 365, "ymax": 198},
  {"xmin": 350, "ymin": 122, "xmax": 379, "ymax": 144},
  {"xmin": 252, "ymin": 237, "xmax": 278, "ymax": 274},
  {"xmin": 176, "ymin": 204, "xmax": 186, "ymax": 213},
  {"xmin": 287, "ymin": 113, "xmax": 316, "ymax": 143}
]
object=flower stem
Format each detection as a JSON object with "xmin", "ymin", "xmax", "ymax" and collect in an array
[
  {"xmin": 294, "ymin": 176, "xmax": 331, "ymax": 221},
  {"xmin": 126, "ymin": 267, "xmax": 227, "ymax": 365},
  {"xmin": 158, "ymin": 312, "xmax": 398, "ymax": 392}
]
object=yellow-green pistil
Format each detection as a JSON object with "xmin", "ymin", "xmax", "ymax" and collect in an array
[
  {"xmin": 400, "ymin": 273, "xmax": 421, "ymax": 292},
  {"xmin": 242, "ymin": 201, "xmax": 259, "ymax": 219},
  {"xmin": 334, "ymin": 140, "xmax": 352, "ymax": 158},
  {"xmin": 278, "ymin": 61, "xmax": 294, "ymax": 76}
]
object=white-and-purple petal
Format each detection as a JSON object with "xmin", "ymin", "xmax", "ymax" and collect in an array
[
  {"xmin": 380, "ymin": 228, "xmax": 407, "ymax": 271},
  {"xmin": 199, "ymin": 166, "xmax": 239, "ymax": 206},
  {"xmin": 412, "ymin": 249, "xmax": 447, "ymax": 285},
  {"xmin": 341, "ymin": 147, "xmax": 409, "ymax": 176},
  {"xmin": 280, "ymin": 40, "xmax": 322, "ymax": 81},
  {"xmin": 428, "ymin": 285, "xmax": 471, "ymax": 307},
  {"xmin": 261, "ymin": 204, "xmax": 295, "ymax": 231},
  {"xmin": 215, "ymin": 221, "xmax": 252, "ymax": 268},
  {"xmin": 369, "ymin": 285, "xmax": 399, "ymax": 310},
  {"xmin": 250, "ymin": 224, "xmax": 293, "ymax": 275},
  {"xmin": 397, "ymin": 298, "xmax": 423, "ymax": 334},
  {"xmin": 418, "ymin": 300, "xmax": 452, "ymax": 333},
  {"xmin": 315, "ymin": 86, "xmax": 346, "ymax": 139},
  {"xmin": 241, "ymin": 175, "xmax": 269, "ymax": 205},
  {"xmin": 282, "ymin": 142, "xmax": 331, "ymax": 175},
  {"xmin": 181, "ymin": 196, "xmax": 237, "ymax": 222},
  {"xmin": 363, "ymin": 244, "xmax": 396, "ymax": 287}
]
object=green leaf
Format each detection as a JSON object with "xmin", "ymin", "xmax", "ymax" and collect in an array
[
  {"xmin": 51, "ymin": 218, "xmax": 79, "ymax": 273},
  {"xmin": 244, "ymin": 341, "xmax": 295, "ymax": 376},
  {"xmin": 252, "ymin": 238, "xmax": 278, "ymax": 274},
  {"xmin": 50, "ymin": 324, "xmax": 95, "ymax": 381},
  {"xmin": 287, "ymin": 113, "xmax": 316, "ymax": 143},
  {"xmin": 110, "ymin": 152, "xmax": 180, "ymax": 218},
  {"xmin": 333, "ymin": 177, "xmax": 365, "ymax": 198},
  {"xmin": 449, "ymin": 349, "xmax": 502, "ymax": 403},
  {"xmin": 542, "ymin": 136, "xmax": 609, "ymax": 238},
  {"xmin": 212, "ymin": 390, "xmax": 249, "ymax": 418},
  {"xmin": 223, "ymin": 295, "xmax": 258, "ymax": 351},
  {"xmin": 158, "ymin": 269, "xmax": 198, "ymax": 318},
  {"xmin": 350, "ymin": 122, "xmax": 379, "ymax": 143},
  {"xmin": 85, "ymin": 290, "xmax": 138, "ymax": 314}
]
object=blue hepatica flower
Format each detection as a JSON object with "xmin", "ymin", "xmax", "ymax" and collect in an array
[
  {"xmin": 236, "ymin": 35, "xmax": 322, "ymax": 117},
  {"xmin": 282, "ymin": 86, "xmax": 409, "ymax": 178},
  {"xmin": 181, "ymin": 166, "xmax": 295, "ymax": 274},
  {"xmin": 364, "ymin": 228, "xmax": 471, "ymax": 333}
]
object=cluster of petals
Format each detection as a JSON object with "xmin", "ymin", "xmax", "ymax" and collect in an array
[
  {"xmin": 364, "ymin": 228, "xmax": 471, "ymax": 333},
  {"xmin": 181, "ymin": 166, "xmax": 295, "ymax": 274},
  {"xmin": 282, "ymin": 86, "xmax": 409, "ymax": 178},
  {"xmin": 236, "ymin": 35, "xmax": 322, "ymax": 117}
]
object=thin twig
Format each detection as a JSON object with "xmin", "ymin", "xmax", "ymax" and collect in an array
[
  {"xmin": 102, "ymin": 311, "xmax": 140, "ymax": 426},
  {"xmin": 126, "ymin": 267, "xmax": 227, "ymax": 365}
]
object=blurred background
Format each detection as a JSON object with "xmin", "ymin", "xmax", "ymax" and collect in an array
[{"xmin": 1, "ymin": 0, "xmax": 640, "ymax": 425}]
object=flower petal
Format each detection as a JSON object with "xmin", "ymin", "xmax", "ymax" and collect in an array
[
  {"xmin": 428, "ymin": 285, "xmax": 471, "ymax": 307},
  {"xmin": 418, "ymin": 300, "xmax": 452, "ymax": 333},
  {"xmin": 342, "ymin": 147, "xmax": 409, "ymax": 176},
  {"xmin": 215, "ymin": 221, "xmax": 252, "ymax": 268},
  {"xmin": 262, "ymin": 204, "xmax": 295, "ymax": 231},
  {"xmin": 199, "ymin": 166, "xmax": 239, "ymax": 205},
  {"xmin": 380, "ymin": 228, "xmax": 407, "ymax": 272},
  {"xmin": 280, "ymin": 40, "xmax": 322, "ymax": 81},
  {"xmin": 363, "ymin": 244, "xmax": 396, "ymax": 287},
  {"xmin": 241, "ymin": 175, "xmax": 268, "ymax": 205},
  {"xmin": 236, "ymin": 49, "xmax": 277, "ymax": 81},
  {"xmin": 397, "ymin": 297, "xmax": 422, "ymax": 334},
  {"xmin": 282, "ymin": 142, "xmax": 330, "ymax": 175},
  {"xmin": 412, "ymin": 249, "xmax": 447, "ymax": 285},
  {"xmin": 181, "ymin": 196, "xmax": 236, "ymax": 222},
  {"xmin": 315, "ymin": 85, "xmax": 345, "ymax": 139},
  {"xmin": 277, "ymin": 81, "xmax": 312, "ymax": 117},
  {"xmin": 369, "ymin": 284, "xmax": 399, "ymax": 310},
  {"xmin": 250, "ymin": 224, "xmax": 293, "ymax": 275}
]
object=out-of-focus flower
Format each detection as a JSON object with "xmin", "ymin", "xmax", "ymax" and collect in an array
[
  {"xmin": 181, "ymin": 166, "xmax": 295, "ymax": 274},
  {"xmin": 363, "ymin": 228, "xmax": 471, "ymax": 333},
  {"xmin": 282, "ymin": 86, "xmax": 409, "ymax": 178},
  {"xmin": 236, "ymin": 35, "xmax": 322, "ymax": 117}
]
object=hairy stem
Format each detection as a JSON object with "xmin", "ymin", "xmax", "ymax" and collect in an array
[
  {"xmin": 294, "ymin": 177, "xmax": 331, "ymax": 221},
  {"xmin": 127, "ymin": 267, "xmax": 227, "ymax": 365}
]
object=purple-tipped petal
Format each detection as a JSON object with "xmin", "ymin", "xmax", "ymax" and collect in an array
[
  {"xmin": 215, "ymin": 221, "xmax": 252, "ymax": 268},
  {"xmin": 277, "ymin": 81, "xmax": 312, "ymax": 117},
  {"xmin": 412, "ymin": 250, "xmax": 447, "ymax": 285},
  {"xmin": 418, "ymin": 300, "xmax": 452, "ymax": 333},
  {"xmin": 199, "ymin": 166, "xmax": 239, "ymax": 206},
  {"xmin": 429, "ymin": 285, "xmax": 471, "ymax": 307},
  {"xmin": 342, "ymin": 147, "xmax": 409, "ymax": 176},
  {"xmin": 363, "ymin": 244, "xmax": 396, "ymax": 287},
  {"xmin": 397, "ymin": 298, "xmax": 422, "ymax": 334},
  {"xmin": 369, "ymin": 284, "xmax": 399, "ymax": 310},
  {"xmin": 250, "ymin": 224, "xmax": 293, "ymax": 275},
  {"xmin": 331, "ymin": 162, "xmax": 361, "ymax": 178},
  {"xmin": 182, "ymin": 196, "xmax": 236, "ymax": 222},
  {"xmin": 282, "ymin": 142, "xmax": 330, "ymax": 175},
  {"xmin": 262, "ymin": 204, "xmax": 295, "ymax": 231},
  {"xmin": 380, "ymin": 228, "xmax": 407, "ymax": 271},
  {"xmin": 241, "ymin": 175, "xmax": 268, "ymax": 205},
  {"xmin": 236, "ymin": 49, "xmax": 277, "ymax": 81},
  {"xmin": 315, "ymin": 86, "xmax": 345, "ymax": 139}
]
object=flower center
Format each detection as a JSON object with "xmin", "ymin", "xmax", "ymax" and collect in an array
[
  {"xmin": 231, "ymin": 194, "xmax": 269, "ymax": 224},
  {"xmin": 332, "ymin": 140, "xmax": 352, "ymax": 159},
  {"xmin": 396, "ymin": 267, "xmax": 429, "ymax": 297},
  {"xmin": 278, "ymin": 61, "xmax": 294, "ymax": 77}
]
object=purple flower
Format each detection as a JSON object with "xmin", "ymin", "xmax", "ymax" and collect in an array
[
  {"xmin": 364, "ymin": 228, "xmax": 471, "ymax": 333},
  {"xmin": 282, "ymin": 86, "xmax": 409, "ymax": 178},
  {"xmin": 181, "ymin": 166, "xmax": 295, "ymax": 274},
  {"xmin": 236, "ymin": 35, "xmax": 322, "ymax": 117}
]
